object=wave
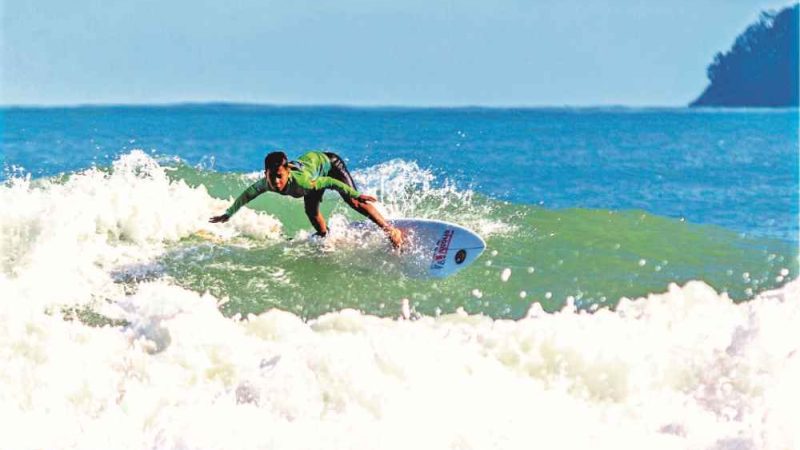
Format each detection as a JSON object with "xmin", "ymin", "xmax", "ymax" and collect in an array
[
  {"xmin": 1, "ymin": 150, "xmax": 796, "ymax": 317},
  {"xmin": 1, "ymin": 151, "xmax": 798, "ymax": 449}
]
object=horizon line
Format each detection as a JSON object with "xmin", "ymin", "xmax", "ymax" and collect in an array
[
  {"xmin": 1, "ymin": 100, "xmax": 681, "ymax": 109},
  {"xmin": 1, "ymin": 100, "xmax": 797, "ymax": 111}
]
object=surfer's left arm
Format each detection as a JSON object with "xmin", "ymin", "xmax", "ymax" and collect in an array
[{"xmin": 209, "ymin": 179, "xmax": 268, "ymax": 223}]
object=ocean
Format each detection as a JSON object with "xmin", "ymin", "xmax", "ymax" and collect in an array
[{"xmin": 1, "ymin": 105, "xmax": 798, "ymax": 449}]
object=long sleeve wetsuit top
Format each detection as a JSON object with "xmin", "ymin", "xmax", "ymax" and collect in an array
[{"xmin": 225, "ymin": 151, "xmax": 361, "ymax": 217}]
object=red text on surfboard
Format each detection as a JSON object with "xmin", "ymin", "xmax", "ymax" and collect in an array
[{"xmin": 430, "ymin": 229, "xmax": 455, "ymax": 270}]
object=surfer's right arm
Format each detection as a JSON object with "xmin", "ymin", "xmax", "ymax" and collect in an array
[{"xmin": 209, "ymin": 179, "xmax": 268, "ymax": 223}]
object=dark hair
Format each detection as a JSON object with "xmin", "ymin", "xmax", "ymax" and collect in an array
[{"xmin": 264, "ymin": 152, "xmax": 288, "ymax": 172}]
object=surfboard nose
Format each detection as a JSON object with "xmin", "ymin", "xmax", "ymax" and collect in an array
[{"xmin": 390, "ymin": 219, "xmax": 486, "ymax": 278}]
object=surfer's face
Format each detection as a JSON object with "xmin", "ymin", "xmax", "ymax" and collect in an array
[{"xmin": 266, "ymin": 165, "xmax": 290, "ymax": 191}]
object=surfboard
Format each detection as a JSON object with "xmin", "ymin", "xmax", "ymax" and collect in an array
[
  {"xmin": 388, "ymin": 218, "xmax": 486, "ymax": 278},
  {"xmin": 197, "ymin": 217, "xmax": 486, "ymax": 279}
]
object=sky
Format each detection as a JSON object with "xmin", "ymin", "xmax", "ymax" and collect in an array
[{"xmin": 0, "ymin": 0, "xmax": 794, "ymax": 107}]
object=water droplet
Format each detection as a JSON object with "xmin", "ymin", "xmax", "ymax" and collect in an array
[{"xmin": 400, "ymin": 299, "xmax": 410, "ymax": 319}]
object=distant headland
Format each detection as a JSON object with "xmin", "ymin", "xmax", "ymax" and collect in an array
[{"xmin": 690, "ymin": 4, "xmax": 798, "ymax": 107}]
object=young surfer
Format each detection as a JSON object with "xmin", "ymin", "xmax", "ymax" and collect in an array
[{"xmin": 209, "ymin": 151, "xmax": 403, "ymax": 248}]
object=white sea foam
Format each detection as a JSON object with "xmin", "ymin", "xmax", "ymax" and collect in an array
[
  {"xmin": 1, "ymin": 152, "xmax": 798, "ymax": 449},
  {"xmin": 352, "ymin": 158, "xmax": 512, "ymax": 237},
  {"xmin": 0, "ymin": 150, "xmax": 281, "ymax": 310},
  {"xmin": 1, "ymin": 274, "xmax": 798, "ymax": 450}
]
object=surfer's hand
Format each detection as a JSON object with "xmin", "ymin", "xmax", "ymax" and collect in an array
[
  {"xmin": 357, "ymin": 194, "xmax": 377, "ymax": 203},
  {"xmin": 209, "ymin": 214, "xmax": 230, "ymax": 223}
]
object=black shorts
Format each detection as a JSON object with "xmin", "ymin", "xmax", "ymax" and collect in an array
[
  {"xmin": 305, "ymin": 153, "xmax": 359, "ymax": 206},
  {"xmin": 324, "ymin": 152, "xmax": 358, "ymax": 193}
]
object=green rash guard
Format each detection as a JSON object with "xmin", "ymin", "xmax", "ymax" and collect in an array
[{"xmin": 224, "ymin": 152, "xmax": 361, "ymax": 217}]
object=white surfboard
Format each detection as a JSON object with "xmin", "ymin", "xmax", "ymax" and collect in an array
[
  {"xmin": 388, "ymin": 218, "xmax": 486, "ymax": 279},
  {"xmin": 199, "ymin": 217, "xmax": 485, "ymax": 279}
]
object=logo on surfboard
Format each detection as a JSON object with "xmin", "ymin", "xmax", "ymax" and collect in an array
[{"xmin": 431, "ymin": 229, "xmax": 455, "ymax": 270}]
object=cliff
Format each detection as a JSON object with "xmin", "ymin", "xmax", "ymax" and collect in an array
[{"xmin": 690, "ymin": 4, "xmax": 798, "ymax": 107}]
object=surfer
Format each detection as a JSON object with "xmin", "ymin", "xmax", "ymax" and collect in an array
[{"xmin": 209, "ymin": 151, "xmax": 403, "ymax": 248}]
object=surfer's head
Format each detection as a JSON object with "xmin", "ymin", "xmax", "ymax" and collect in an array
[{"xmin": 264, "ymin": 151, "xmax": 290, "ymax": 192}]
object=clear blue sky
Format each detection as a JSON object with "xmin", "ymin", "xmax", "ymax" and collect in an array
[{"xmin": 1, "ymin": 0, "xmax": 793, "ymax": 106}]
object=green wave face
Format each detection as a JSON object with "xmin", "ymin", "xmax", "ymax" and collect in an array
[{"xmin": 163, "ymin": 163, "xmax": 798, "ymax": 320}]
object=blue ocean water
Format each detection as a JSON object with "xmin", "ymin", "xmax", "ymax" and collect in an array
[
  {"xmin": 3, "ymin": 105, "xmax": 800, "ymax": 448},
  {"xmin": 3, "ymin": 105, "xmax": 797, "ymax": 242}
]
